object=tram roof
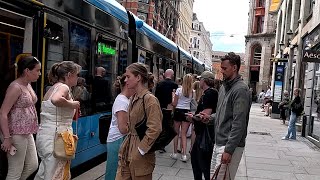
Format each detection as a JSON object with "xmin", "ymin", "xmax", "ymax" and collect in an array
[
  {"xmin": 179, "ymin": 47, "xmax": 192, "ymax": 62},
  {"xmin": 87, "ymin": 0, "xmax": 178, "ymax": 53},
  {"xmin": 192, "ymin": 57, "xmax": 203, "ymax": 66},
  {"xmin": 133, "ymin": 15, "xmax": 178, "ymax": 53},
  {"xmin": 86, "ymin": 0, "xmax": 129, "ymax": 24}
]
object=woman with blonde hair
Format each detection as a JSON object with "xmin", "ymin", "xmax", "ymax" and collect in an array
[
  {"xmin": 171, "ymin": 74, "xmax": 194, "ymax": 162},
  {"xmin": 35, "ymin": 61, "xmax": 81, "ymax": 180},
  {"xmin": 0, "ymin": 56, "xmax": 41, "ymax": 180},
  {"xmin": 115, "ymin": 63, "xmax": 162, "ymax": 180}
]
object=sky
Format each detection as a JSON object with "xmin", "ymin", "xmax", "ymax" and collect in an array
[{"xmin": 193, "ymin": 0, "xmax": 250, "ymax": 53}]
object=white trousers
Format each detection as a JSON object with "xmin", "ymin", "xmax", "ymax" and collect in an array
[
  {"xmin": 6, "ymin": 134, "xmax": 38, "ymax": 180},
  {"xmin": 210, "ymin": 145, "xmax": 244, "ymax": 180}
]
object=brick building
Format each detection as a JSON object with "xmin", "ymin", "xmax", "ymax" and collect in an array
[{"xmin": 117, "ymin": 0, "xmax": 180, "ymax": 42}]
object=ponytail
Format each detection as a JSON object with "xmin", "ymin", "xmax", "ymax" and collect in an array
[{"xmin": 48, "ymin": 63, "xmax": 60, "ymax": 84}]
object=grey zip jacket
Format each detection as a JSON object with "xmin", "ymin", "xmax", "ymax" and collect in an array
[{"xmin": 215, "ymin": 75, "xmax": 251, "ymax": 155}]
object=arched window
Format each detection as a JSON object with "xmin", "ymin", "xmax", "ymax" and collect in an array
[{"xmin": 252, "ymin": 45, "xmax": 262, "ymax": 65}]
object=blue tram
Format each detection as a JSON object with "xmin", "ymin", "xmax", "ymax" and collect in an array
[{"xmin": 0, "ymin": 0, "xmax": 208, "ymax": 170}]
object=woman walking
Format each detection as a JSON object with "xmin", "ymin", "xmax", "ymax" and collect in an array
[
  {"xmin": 115, "ymin": 63, "xmax": 162, "ymax": 180},
  {"xmin": 105, "ymin": 75, "xmax": 134, "ymax": 180},
  {"xmin": 282, "ymin": 88, "xmax": 303, "ymax": 140},
  {"xmin": 35, "ymin": 61, "xmax": 81, "ymax": 180},
  {"xmin": 171, "ymin": 74, "xmax": 194, "ymax": 162},
  {"xmin": 0, "ymin": 56, "xmax": 41, "ymax": 180}
]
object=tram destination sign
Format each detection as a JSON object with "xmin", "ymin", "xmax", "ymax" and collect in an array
[{"xmin": 302, "ymin": 50, "xmax": 320, "ymax": 62}]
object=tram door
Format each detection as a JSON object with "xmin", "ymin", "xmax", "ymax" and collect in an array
[{"xmin": 0, "ymin": 8, "xmax": 34, "ymax": 105}]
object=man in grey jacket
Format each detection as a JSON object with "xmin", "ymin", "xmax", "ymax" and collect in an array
[{"xmin": 201, "ymin": 52, "xmax": 251, "ymax": 179}]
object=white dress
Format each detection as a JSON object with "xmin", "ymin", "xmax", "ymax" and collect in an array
[{"xmin": 35, "ymin": 84, "xmax": 75, "ymax": 180}]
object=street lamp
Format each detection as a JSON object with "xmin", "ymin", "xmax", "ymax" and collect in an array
[
  {"xmin": 286, "ymin": 29, "xmax": 293, "ymax": 47},
  {"xmin": 279, "ymin": 41, "xmax": 285, "ymax": 49}
]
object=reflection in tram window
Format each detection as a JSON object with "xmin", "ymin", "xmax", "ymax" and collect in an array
[
  {"xmin": 92, "ymin": 38, "xmax": 117, "ymax": 113},
  {"xmin": 118, "ymin": 41, "xmax": 128, "ymax": 75}
]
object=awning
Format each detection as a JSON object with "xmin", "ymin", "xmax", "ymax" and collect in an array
[
  {"xmin": 179, "ymin": 47, "xmax": 192, "ymax": 62},
  {"xmin": 269, "ymin": 0, "xmax": 282, "ymax": 13}
]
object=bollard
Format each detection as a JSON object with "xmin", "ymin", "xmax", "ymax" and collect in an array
[{"xmin": 301, "ymin": 115, "xmax": 307, "ymax": 137}]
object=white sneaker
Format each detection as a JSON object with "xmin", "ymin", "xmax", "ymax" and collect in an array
[
  {"xmin": 281, "ymin": 136, "xmax": 289, "ymax": 140},
  {"xmin": 170, "ymin": 153, "xmax": 178, "ymax": 160},
  {"xmin": 180, "ymin": 154, "xmax": 188, "ymax": 162}
]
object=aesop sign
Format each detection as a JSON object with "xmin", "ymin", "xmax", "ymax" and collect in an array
[{"xmin": 303, "ymin": 50, "xmax": 320, "ymax": 62}]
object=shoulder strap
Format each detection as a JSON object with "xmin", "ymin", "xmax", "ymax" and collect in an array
[{"xmin": 142, "ymin": 93, "xmax": 150, "ymax": 119}]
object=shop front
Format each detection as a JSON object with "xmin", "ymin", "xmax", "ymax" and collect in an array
[{"xmin": 302, "ymin": 24, "xmax": 320, "ymax": 147}]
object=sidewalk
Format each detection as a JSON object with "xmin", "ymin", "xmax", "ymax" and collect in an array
[
  {"xmin": 154, "ymin": 103, "xmax": 320, "ymax": 180},
  {"xmin": 74, "ymin": 103, "xmax": 320, "ymax": 180}
]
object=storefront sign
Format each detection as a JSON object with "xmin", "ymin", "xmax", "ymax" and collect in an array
[{"xmin": 302, "ymin": 50, "xmax": 320, "ymax": 62}]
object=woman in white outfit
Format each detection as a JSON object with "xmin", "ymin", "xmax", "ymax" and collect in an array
[{"xmin": 34, "ymin": 61, "xmax": 81, "ymax": 180}]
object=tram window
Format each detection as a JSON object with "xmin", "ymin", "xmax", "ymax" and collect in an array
[
  {"xmin": 44, "ymin": 16, "xmax": 68, "ymax": 75},
  {"xmin": 118, "ymin": 40, "xmax": 128, "ymax": 76},
  {"xmin": 92, "ymin": 38, "xmax": 117, "ymax": 113},
  {"xmin": 69, "ymin": 22, "xmax": 92, "ymax": 116},
  {"xmin": 0, "ymin": 9, "xmax": 32, "ymax": 105}
]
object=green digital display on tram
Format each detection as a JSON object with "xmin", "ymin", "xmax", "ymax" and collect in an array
[{"xmin": 98, "ymin": 42, "xmax": 116, "ymax": 55}]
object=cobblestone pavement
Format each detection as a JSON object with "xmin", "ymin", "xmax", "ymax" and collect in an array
[{"xmin": 74, "ymin": 103, "xmax": 320, "ymax": 180}]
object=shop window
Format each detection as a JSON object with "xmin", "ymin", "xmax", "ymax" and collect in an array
[{"xmin": 311, "ymin": 63, "xmax": 320, "ymax": 140}]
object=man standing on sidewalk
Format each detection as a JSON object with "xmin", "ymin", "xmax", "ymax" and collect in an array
[
  {"xmin": 202, "ymin": 52, "xmax": 251, "ymax": 179},
  {"xmin": 155, "ymin": 69, "xmax": 178, "ymax": 152}
]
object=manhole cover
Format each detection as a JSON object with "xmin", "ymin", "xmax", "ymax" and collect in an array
[{"xmin": 249, "ymin": 131, "xmax": 271, "ymax": 136}]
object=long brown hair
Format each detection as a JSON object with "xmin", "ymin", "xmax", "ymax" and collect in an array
[
  {"xmin": 48, "ymin": 61, "xmax": 81, "ymax": 84},
  {"xmin": 193, "ymin": 81, "xmax": 203, "ymax": 103}
]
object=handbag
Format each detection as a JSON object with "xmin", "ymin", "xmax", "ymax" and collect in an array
[
  {"xmin": 53, "ymin": 107, "xmax": 78, "ymax": 160},
  {"xmin": 190, "ymin": 92, "xmax": 198, "ymax": 113},
  {"xmin": 199, "ymin": 125, "xmax": 214, "ymax": 152},
  {"xmin": 135, "ymin": 93, "xmax": 177, "ymax": 152},
  {"xmin": 211, "ymin": 163, "xmax": 231, "ymax": 180}
]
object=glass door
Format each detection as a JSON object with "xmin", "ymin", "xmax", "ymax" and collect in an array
[{"xmin": 0, "ymin": 7, "xmax": 34, "ymax": 105}]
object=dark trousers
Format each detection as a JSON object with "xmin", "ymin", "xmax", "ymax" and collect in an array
[
  {"xmin": 280, "ymin": 108, "xmax": 286, "ymax": 120},
  {"xmin": 191, "ymin": 136, "xmax": 213, "ymax": 180}
]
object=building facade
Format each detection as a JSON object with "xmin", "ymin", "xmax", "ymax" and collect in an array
[
  {"xmin": 273, "ymin": 0, "xmax": 320, "ymax": 147},
  {"xmin": 190, "ymin": 13, "xmax": 213, "ymax": 68},
  {"xmin": 117, "ymin": 0, "xmax": 179, "ymax": 42},
  {"xmin": 244, "ymin": 0, "xmax": 276, "ymax": 94},
  {"xmin": 176, "ymin": 0, "xmax": 194, "ymax": 51},
  {"xmin": 212, "ymin": 51, "xmax": 246, "ymax": 80}
]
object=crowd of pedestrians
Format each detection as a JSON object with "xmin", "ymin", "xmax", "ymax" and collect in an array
[{"xmin": 0, "ymin": 52, "xmax": 255, "ymax": 180}]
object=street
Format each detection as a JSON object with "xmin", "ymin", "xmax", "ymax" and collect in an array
[{"xmin": 74, "ymin": 103, "xmax": 320, "ymax": 180}]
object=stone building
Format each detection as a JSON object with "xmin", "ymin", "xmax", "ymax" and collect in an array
[
  {"xmin": 190, "ymin": 13, "xmax": 213, "ymax": 68},
  {"xmin": 244, "ymin": 0, "xmax": 276, "ymax": 94},
  {"xmin": 176, "ymin": 0, "xmax": 194, "ymax": 51},
  {"xmin": 117, "ymin": 0, "xmax": 179, "ymax": 42},
  {"xmin": 273, "ymin": 0, "xmax": 320, "ymax": 147}
]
